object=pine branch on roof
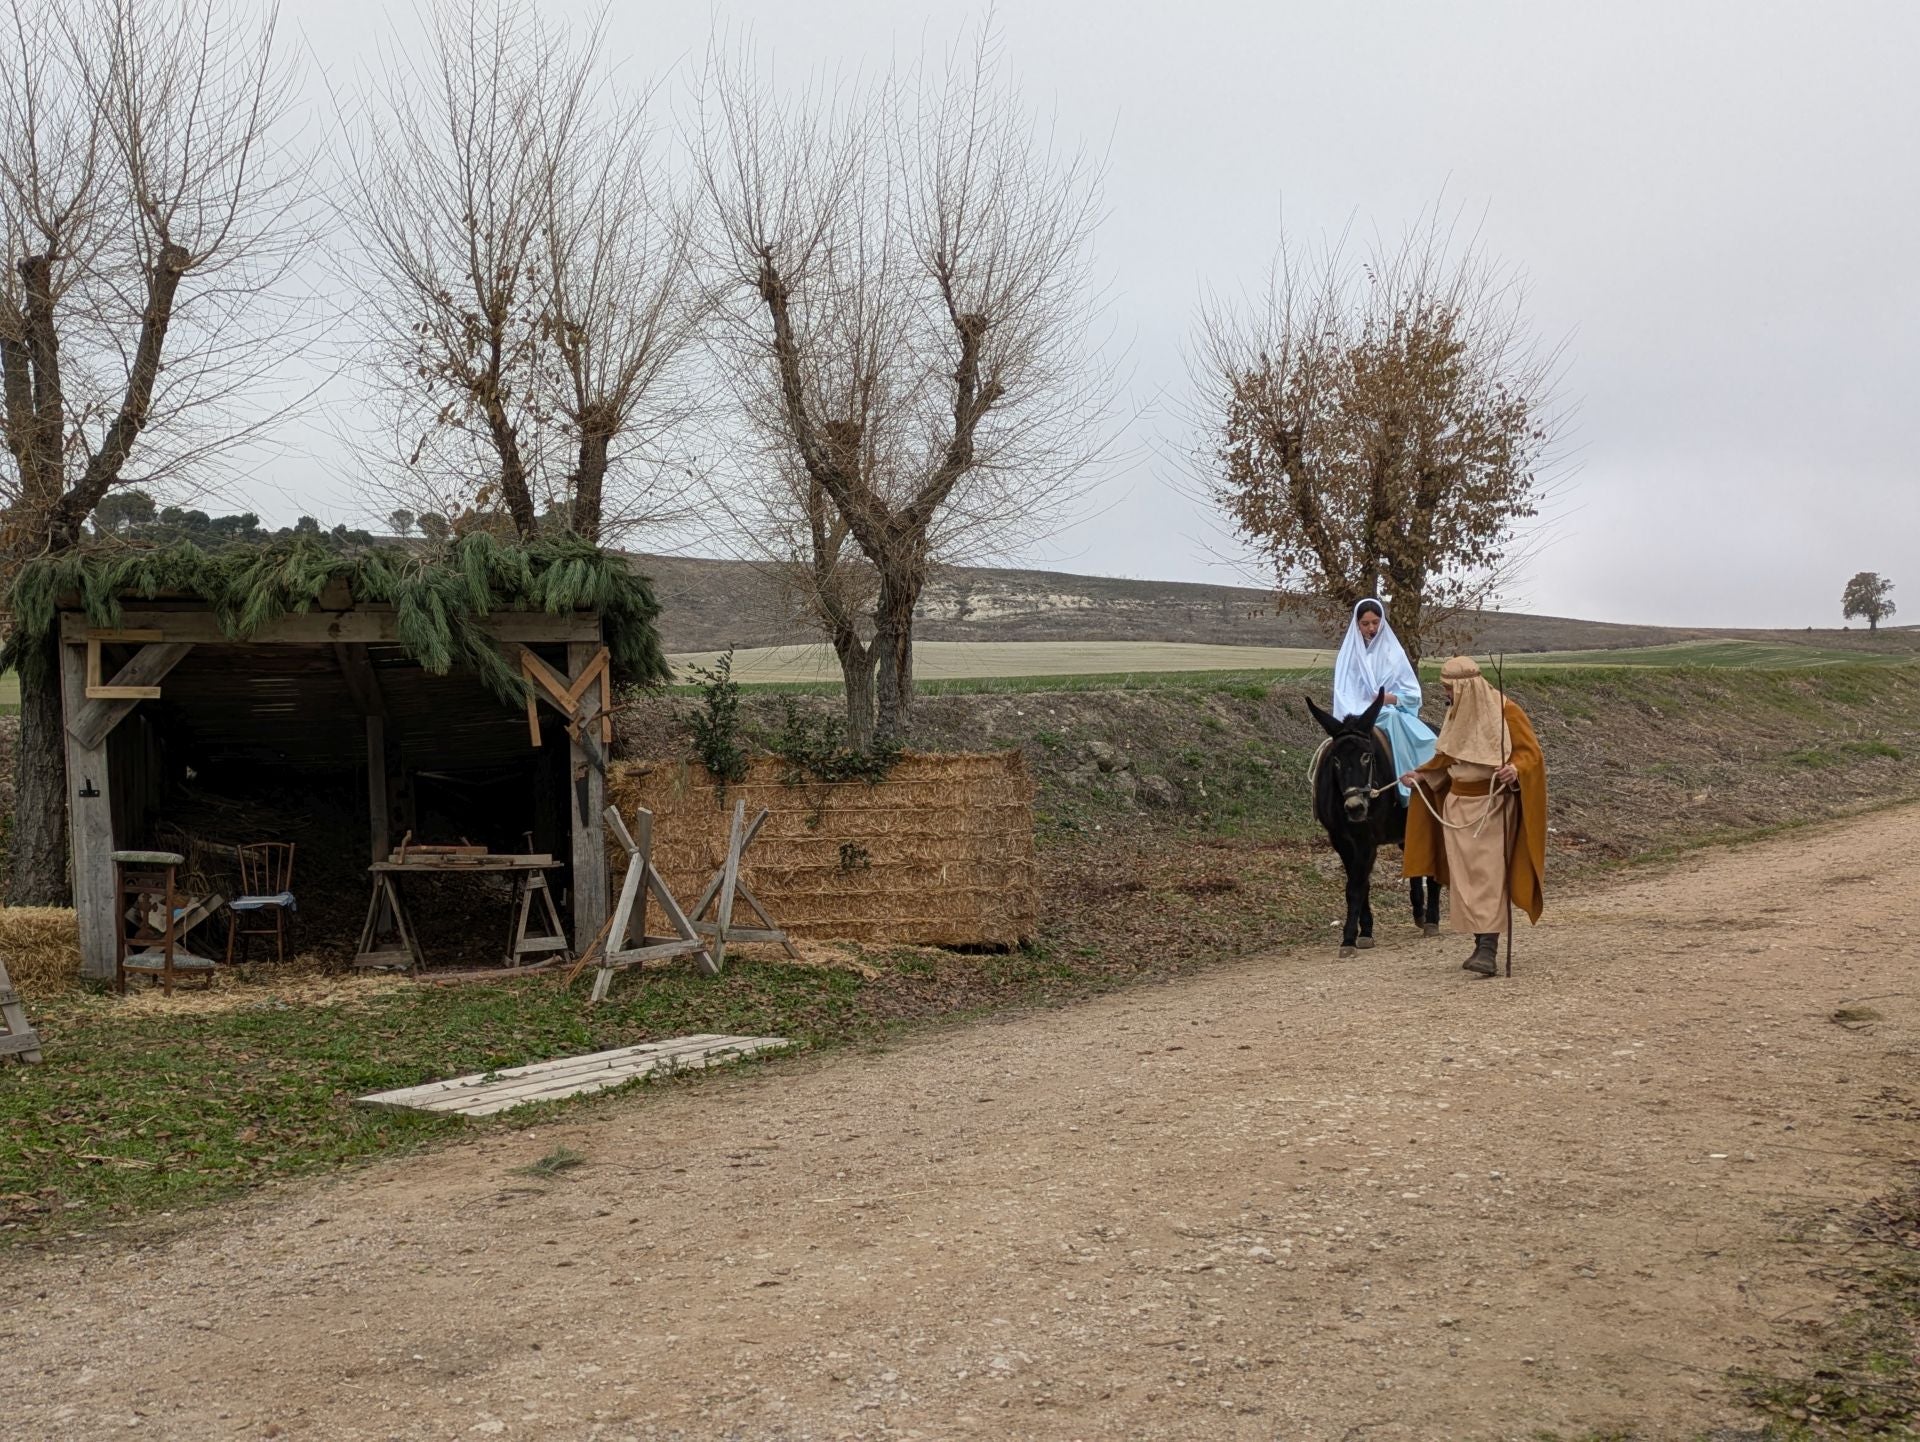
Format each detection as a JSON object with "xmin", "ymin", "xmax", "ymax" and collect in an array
[{"xmin": 3, "ymin": 534, "xmax": 668, "ymax": 702}]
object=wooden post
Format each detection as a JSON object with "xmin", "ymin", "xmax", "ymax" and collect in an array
[
  {"xmin": 568, "ymin": 640, "xmax": 608, "ymax": 948},
  {"xmin": 61, "ymin": 641, "xmax": 118, "ymax": 981},
  {"xmin": 367, "ymin": 716, "xmax": 390, "ymax": 864},
  {"xmin": 335, "ymin": 644, "xmax": 392, "ymax": 867},
  {"xmin": 711, "ymin": 800, "xmax": 747, "ymax": 972}
]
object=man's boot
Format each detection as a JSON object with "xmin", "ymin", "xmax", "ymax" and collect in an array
[{"xmin": 1462, "ymin": 934, "xmax": 1499, "ymax": 977}]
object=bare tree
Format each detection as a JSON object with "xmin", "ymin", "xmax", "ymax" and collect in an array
[
  {"xmin": 697, "ymin": 26, "xmax": 1109, "ymax": 742},
  {"xmin": 0, "ymin": 0, "xmax": 303, "ymax": 904},
  {"xmin": 1195, "ymin": 211, "xmax": 1565, "ymax": 663},
  {"xmin": 341, "ymin": 0, "xmax": 700, "ymax": 546}
]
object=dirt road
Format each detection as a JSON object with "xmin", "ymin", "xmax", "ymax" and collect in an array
[{"xmin": 5, "ymin": 807, "xmax": 1919, "ymax": 1441}]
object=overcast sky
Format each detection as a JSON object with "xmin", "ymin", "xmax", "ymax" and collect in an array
[{"xmin": 272, "ymin": 0, "xmax": 1920, "ymax": 629}]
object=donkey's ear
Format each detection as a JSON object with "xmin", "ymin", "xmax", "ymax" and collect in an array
[
  {"xmin": 1304, "ymin": 695, "xmax": 1341, "ymax": 736},
  {"xmin": 1360, "ymin": 690, "xmax": 1385, "ymax": 728}
]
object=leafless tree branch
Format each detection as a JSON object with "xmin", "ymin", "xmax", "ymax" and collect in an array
[
  {"xmin": 694, "ymin": 20, "xmax": 1114, "ymax": 741},
  {"xmin": 338, "ymin": 0, "xmax": 702, "ymax": 545}
]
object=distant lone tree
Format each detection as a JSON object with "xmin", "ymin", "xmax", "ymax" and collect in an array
[
  {"xmin": 1196, "ymin": 212, "xmax": 1565, "ymax": 663},
  {"xmin": 388, "ymin": 508, "xmax": 416, "ymax": 538},
  {"xmin": 1842, "ymin": 572, "xmax": 1896, "ymax": 631}
]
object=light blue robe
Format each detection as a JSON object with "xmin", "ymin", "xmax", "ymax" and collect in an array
[{"xmin": 1375, "ymin": 682, "xmax": 1438, "ymax": 799}]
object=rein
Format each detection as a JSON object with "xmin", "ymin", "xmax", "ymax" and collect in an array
[
  {"xmin": 1405, "ymin": 772, "xmax": 1513, "ymax": 838},
  {"xmin": 1307, "ymin": 736, "xmax": 1513, "ymax": 836}
]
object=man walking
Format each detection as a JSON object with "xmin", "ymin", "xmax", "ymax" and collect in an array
[{"xmin": 1400, "ymin": 656, "xmax": 1547, "ymax": 977}]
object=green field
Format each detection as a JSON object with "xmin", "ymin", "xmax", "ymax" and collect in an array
[
  {"xmin": 1500, "ymin": 639, "xmax": 1914, "ymax": 669},
  {"xmin": 668, "ymin": 637, "xmax": 1913, "ymax": 691},
  {"xmin": 669, "ymin": 640, "xmax": 1337, "ymax": 684}
]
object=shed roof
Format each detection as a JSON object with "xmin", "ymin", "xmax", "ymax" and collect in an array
[{"xmin": 5, "ymin": 532, "xmax": 668, "ymax": 700}]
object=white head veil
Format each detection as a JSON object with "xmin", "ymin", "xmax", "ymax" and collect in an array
[{"xmin": 1331, "ymin": 597, "xmax": 1420, "ymax": 719}]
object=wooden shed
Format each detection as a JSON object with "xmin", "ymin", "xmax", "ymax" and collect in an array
[{"xmin": 11, "ymin": 537, "xmax": 668, "ymax": 980}]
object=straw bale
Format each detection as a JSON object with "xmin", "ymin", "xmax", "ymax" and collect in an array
[
  {"xmin": 0, "ymin": 907, "xmax": 84, "ymax": 996},
  {"xmin": 607, "ymin": 751, "xmax": 1036, "ymax": 947}
]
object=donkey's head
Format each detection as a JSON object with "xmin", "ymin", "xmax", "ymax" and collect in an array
[{"xmin": 1307, "ymin": 691, "xmax": 1388, "ymax": 823}]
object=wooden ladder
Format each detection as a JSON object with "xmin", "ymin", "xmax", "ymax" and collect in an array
[{"xmin": 0, "ymin": 955, "xmax": 44, "ymax": 1064}]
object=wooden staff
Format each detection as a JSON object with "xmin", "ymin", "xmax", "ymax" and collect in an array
[{"xmin": 1495, "ymin": 651, "xmax": 1515, "ymax": 979}]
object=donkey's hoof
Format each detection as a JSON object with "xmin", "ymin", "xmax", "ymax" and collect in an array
[
  {"xmin": 1338, "ymin": 945, "xmax": 1358, "ymax": 958},
  {"xmin": 1421, "ymin": 923, "xmax": 1441, "ymax": 938},
  {"xmin": 1355, "ymin": 936, "xmax": 1376, "ymax": 950}
]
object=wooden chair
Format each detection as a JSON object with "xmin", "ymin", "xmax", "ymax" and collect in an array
[
  {"xmin": 226, "ymin": 842, "xmax": 297, "ymax": 964},
  {"xmin": 114, "ymin": 850, "xmax": 216, "ymax": 994}
]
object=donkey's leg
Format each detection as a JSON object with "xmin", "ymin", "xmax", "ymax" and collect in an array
[
  {"xmin": 1354, "ymin": 839, "xmax": 1378, "ymax": 949},
  {"xmin": 1335, "ymin": 835, "xmax": 1365, "ymax": 954}
]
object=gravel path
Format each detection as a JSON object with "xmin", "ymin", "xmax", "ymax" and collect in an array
[{"xmin": 5, "ymin": 806, "xmax": 1918, "ymax": 1441}]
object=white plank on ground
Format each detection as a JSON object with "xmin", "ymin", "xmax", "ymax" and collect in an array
[{"xmin": 355, "ymin": 1033, "xmax": 789, "ymax": 1118}]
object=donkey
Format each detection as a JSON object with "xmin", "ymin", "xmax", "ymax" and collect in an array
[{"xmin": 1305, "ymin": 692, "xmax": 1442, "ymax": 955}]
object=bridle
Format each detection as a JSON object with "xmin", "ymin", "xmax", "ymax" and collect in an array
[{"xmin": 1308, "ymin": 731, "xmax": 1397, "ymax": 811}]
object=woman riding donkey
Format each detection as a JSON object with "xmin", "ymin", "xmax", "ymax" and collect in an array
[
  {"xmin": 1400, "ymin": 656, "xmax": 1548, "ymax": 978},
  {"xmin": 1305, "ymin": 598, "xmax": 1443, "ymax": 952},
  {"xmin": 1331, "ymin": 598, "xmax": 1437, "ymax": 793}
]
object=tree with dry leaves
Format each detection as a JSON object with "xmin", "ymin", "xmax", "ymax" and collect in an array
[
  {"xmin": 0, "ymin": 0, "xmax": 304, "ymax": 904},
  {"xmin": 341, "ymin": 0, "xmax": 701, "ymax": 546},
  {"xmin": 1196, "ymin": 216, "xmax": 1564, "ymax": 663},
  {"xmin": 697, "ymin": 29, "xmax": 1108, "ymax": 743}
]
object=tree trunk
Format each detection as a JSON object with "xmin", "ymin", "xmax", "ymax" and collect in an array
[
  {"xmin": 571, "ymin": 419, "xmax": 611, "ymax": 543},
  {"xmin": 873, "ymin": 565, "xmax": 920, "ymax": 742},
  {"xmin": 835, "ymin": 629, "xmax": 878, "ymax": 751},
  {"xmin": 8, "ymin": 633, "xmax": 70, "ymax": 906},
  {"xmin": 1870, "ymin": 616, "xmax": 1879, "ymax": 632}
]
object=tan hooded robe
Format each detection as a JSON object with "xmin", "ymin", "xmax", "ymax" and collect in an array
[{"xmin": 1401, "ymin": 657, "xmax": 1547, "ymax": 935}]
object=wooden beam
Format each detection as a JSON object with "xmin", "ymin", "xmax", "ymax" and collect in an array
[
  {"xmin": 367, "ymin": 716, "xmax": 390, "ymax": 864},
  {"xmin": 710, "ymin": 800, "xmax": 747, "ymax": 972},
  {"xmin": 568, "ymin": 641, "xmax": 608, "ymax": 950},
  {"xmin": 85, "ymin": 636, "xmax": 161, "ymax": 700},
  {"xmin": 505, "ymin": 642, "xmax": 611, "ymax": 771},
  {"xmin": 66, "ymin": 642, "xmax": 195, "ymax": 750},
  {"xmin": 61, "ymin": 642, "xmax": 118, "ymax": 981},
  {"xmin": 59, "ymin": 608, "xmax": 604, "ymax": 646},
  {"xmin": 332, "ymin": 643, "xmax": 388, "ymax": 718}
]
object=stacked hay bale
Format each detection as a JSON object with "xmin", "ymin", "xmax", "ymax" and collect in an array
[
  {"xmin": 0, "ymin": 907, "xmax": 82, "ymax": 996},
  {"xmin": 607, "ymin": 752, "xmax": 1035, "ymax": 948}
]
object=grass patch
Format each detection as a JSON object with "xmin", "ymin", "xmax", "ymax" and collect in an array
[
  {"xmin": 1844, "ymin": 739, "xmax": 1903, "ymax": 760},
  {"xmin": 1735, "ymin": 1180, "xmax": 1920, "ymax": 1438},
  {"xmin": 514, "ymin": 1144, "xmax": 588, "ymax": 1180},
  {"xmin": 1212, "ymin": 680, "xmax": 1271, "ymax": 701},
  {"xmin": 1790, "ymin": 739, "xmax": 1903, "ymax": 769},
  {"xmin": 0, "ymin": 959, "xmax": 873, "ymax": 1239}
]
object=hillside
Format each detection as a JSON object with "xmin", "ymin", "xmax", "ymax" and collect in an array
[{"xmin": 633, "ymin": 551, "xmax": 1918, "ymax": 658}]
